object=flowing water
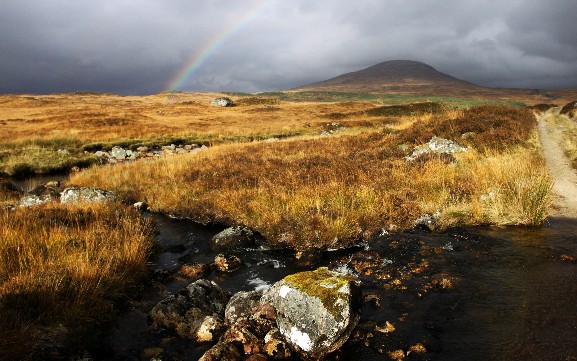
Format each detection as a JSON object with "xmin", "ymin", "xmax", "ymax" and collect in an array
[{"xmin": 99, "ymin": 213, "xmax": 577, "ymax": 361}]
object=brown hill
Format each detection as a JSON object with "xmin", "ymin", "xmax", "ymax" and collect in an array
[
  {"xmin": 296, "ymin": 60, "xmax": 482, "ymax": 93},
  {"xmin": 294, "ymin": 60, "xmax": 577, "ymax": 105}
]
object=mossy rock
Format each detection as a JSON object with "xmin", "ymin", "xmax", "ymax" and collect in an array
[{"xmin": 268, "ymin": 267, "xmax": 361, "ymax": 358}]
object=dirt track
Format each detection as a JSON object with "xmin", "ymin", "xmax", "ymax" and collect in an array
[{"xmin": 538, "ymin": 109, "xmax": 577, "ymax": 218}]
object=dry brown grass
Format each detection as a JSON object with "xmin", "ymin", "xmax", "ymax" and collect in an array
[
  {"xmin": 0, "ymin": 202, "xmax": 155, "ymax": 360},
  {"xmin": 69, "ymin": 105, "xmax": 551, "ymax": 251},
  {"xmin": 0, "ymin": 93, "xmax": 377, "ymax": 144}
]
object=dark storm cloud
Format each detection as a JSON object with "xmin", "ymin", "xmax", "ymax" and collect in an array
[{"xmin": 0, "ymin": 0, "xmax": 576, "ymax": 94}]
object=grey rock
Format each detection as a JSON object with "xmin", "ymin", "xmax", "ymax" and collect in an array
[
  {"xmin": 406, "ymin": 136, "xmax": 468, "ymax": 161},
  {"xmin": 225, "ymin": 291, "xmax": 264, "ymax": 325},
  {"xmin": 19, "ymin": 194, "xmax": 53, "ymax": 207},
  {"xmin": 111, "ymin": 146, "xmax": 127, "ymax": 160},
  {"xmin": 136, "ymin": 146, "xmax": 149, "ymax": 152},
  {"xmin": 413, "ymin": 210, "xmax": 442, "ymax": 231},
  {"xmin": 211, "ymin": 226, "xmax": 256, "ymax": 251},
  {"xmin": 267, "ymin": 267, "xmax": 361, "ymax": 358},
  {"xmin": 149, "ymin": 279, "xmax": 230, "ymax": 342},
  {"xmin": 211, "ymin": 97, "xmax": 234, "ymax": 107},
  {"xmin": 133, "ymin": 201, "xmax": 148, "ymax": 211},
  {"xmin": 198, "ymin": 342, "xmax": 242, "ymax": 361},
  {"xmin": 60, "ymin": 186, "xmax": 116, "ymax": 204}
]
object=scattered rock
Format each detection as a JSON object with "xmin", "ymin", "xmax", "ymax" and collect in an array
[
  {"xmin": 215, "ymin": 254, "xmax": 243, "ymax": 272},
  {"xmin": 245, "ymin": 354, "xmax": 270, "ymax": 361},
  {"xmin": 375, "ymin": 321, "xmax": 395, "ymax": 334},
  {"xmin": 133, "ymin": 201, "xmax": 148, "ymax": 211},
  {"xmin": 149, "ymin": 279, "xmax": 230, "ymax": 342},
  {"xmin": 211, "ymin": 97, "xmax": 234, "ymax": 107},
  {"xmin": 111, "ymin": 146, "xmax": 127, "ymax": 160},
  {"xmin": 178, "ymin": 263, "xmax": 210, "ymax": 280},
  {"xmin": 388, "ymin": 349, "xmax": 405, "ymax": 360},
  {"xmin": 408, "ymin": 343, "xmax": 427, "ymax": 355},
  {"xmin": 198, "ymin": 342, "xmax": 242, "ymax": 361},
  {"xmin": 211, "ymin": 226, "xmax": 256, "ymax": 251},
  {"xmin": 60, "ymin": 186, "xmax": 116, "ymax": 204},
  {"xmin": 560, "ymin": 254, "xmax": 576, "ymax": 262},
  {"xmin": 263, "ymin": 329, "xmax": 292, "ymax": 360},
  {"xmin": 413, "ymin": 211, "xmax": 442, "ymax": 231},
  {"xmin": 267, "ymin": 267, "xmax": 361, "ymax": 358},
  {"xmin": 18, "ymin": 194, "xmax": 52, "ymax": 207},
  {"xmin": 18, "ymin": 182, "xmax": 62, "ymax": 207},
  {"xmin": 406, "ymin": 136, "xmax": 468, "ymax": 162},
  {"xmin": 225, "ymin": 291, "xmax": 264, "ymax": 325}
]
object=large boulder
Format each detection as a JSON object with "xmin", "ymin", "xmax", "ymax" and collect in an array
[
  {"xmin": 211, "ymin": 97, "xmax": 234, "ymax": 107},
  {"xmin": 149, "ymin": 279, "xmax": 231, "ymax": 342},
  {"xmin": 267, "ymin": 267, "xmax": 361, "ymax": 358},
  {"xmin": 60, "ymin": 186, "xmax": 116, "ymax": 204},
  {"xmin": 211, "ymin": 226, "xmax": 256, "ymax": 251}
]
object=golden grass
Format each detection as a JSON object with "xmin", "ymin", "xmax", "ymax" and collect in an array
[
  {"xmin": 69, "ymin": 106, "xmax": 552, "ymax": 250},
  {"xmin": 0, "ymin": 202, "xmax": 155, "ymax": 360}
]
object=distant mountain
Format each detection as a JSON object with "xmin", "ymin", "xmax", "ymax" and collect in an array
[{"xmin": 295, "ymin": 60, "xmax": 483, "ymax": 94}]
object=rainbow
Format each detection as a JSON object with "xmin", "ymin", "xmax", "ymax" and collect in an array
[{"xmin": 164, "ymin": 0, "xmax": 275, "ymax": 94}]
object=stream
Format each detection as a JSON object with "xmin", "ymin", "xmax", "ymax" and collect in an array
[
  {"xmin": 6, "ymin": 177, "xmax": 577, "ymax": 360},
  {"xmin": 101, "ymin": 213, "xmax": 577, "ymax": 361}
]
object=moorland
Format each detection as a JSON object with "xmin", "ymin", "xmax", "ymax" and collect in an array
[{"xmin": 1, "ymin": 60, "xmax": 577, "ymax": 360}]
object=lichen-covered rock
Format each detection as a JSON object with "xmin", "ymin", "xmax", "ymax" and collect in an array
[
  {"xmin": 198, "ymin": 342, "xmax": 242, "ymax": 361},
  {"xmin": 214, "ymin": 254, "xmax": 243, "ymax": 272},
  {"xmin": 210, "ymin": 97, "xmax": 234, "ymax": 107},
  {"xmin": 406, "ymin": 136, "xmax": 468, "ymax": 162},
  {"xmin": 18, "ymin": 183, "xmax": 62, "ymax": 207},
  {"xmin": 19, "ymin": 194, "xmax": 53, "ymax": 207},
  {"xmin": 268, "ymin": 267, "xmax": 361, "ymax": 358},
  {"xmin": 225, "ymin": 290, "xmax": 264, "ymax": 325},
  {"xmin": 149, "ymin": 279, "xmax": 230, "ymax": 342},
  {"xmin": 211, "ymin": 226, "xmax": 256, "ymax": 251},
  {"xmin": 60, "ymin": 186, "xmax": 116, "ymax": 204},
  {"xmin": 263, "ymin": 329, "xmax": 292, "ymax": 360}
]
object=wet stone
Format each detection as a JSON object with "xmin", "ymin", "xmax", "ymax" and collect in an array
[
  {"xmin": 178, "ymin": 263, "xmax": 209, "ymax": 280},
  {"xmin": 149, "ymin": 279, "xmax": 230, "ymax": 342},
  {"xmin": 214, "ymin": 254, "xmax": 243, "ymax": 272},
  {"xmin": 211, "ymin": 226, "xmax": 256, "ymax": 251},
  {"xmin": 198, "ymin": 342, "xmax": 242, "ymax": 361},
  {"xmin": 267, "ymin": 267, "xmax": 361, "ymax": 359}
]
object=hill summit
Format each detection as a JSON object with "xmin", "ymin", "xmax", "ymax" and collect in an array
[{"xmin": 296, "ymin": 60, "xmax": 482, "ymax": 94}]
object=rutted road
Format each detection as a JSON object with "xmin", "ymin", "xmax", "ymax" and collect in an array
[{"xmin": 537, "ymin": 108, "xmax": 577, "ymax": 218}]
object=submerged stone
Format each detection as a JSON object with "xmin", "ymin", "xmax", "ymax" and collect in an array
[
  {"xmin": 211, "ymin": 226, "xmax": 256, "ymax": 251},
  {"xmin": 149, "ymin": 279, "xmax": 230, "ymax": 342},
  {"xmin": 267, "ymin": 267, "xmax": 361, "ymax": 358}
]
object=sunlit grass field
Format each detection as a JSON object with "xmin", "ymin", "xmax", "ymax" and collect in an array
[
  {"xmin": 0, "ymin": 92, "xmax": 555, "ymax": 359},
  {"xmin": 69, "ymin": 105, "xmax": 552, "ymax": 250}
]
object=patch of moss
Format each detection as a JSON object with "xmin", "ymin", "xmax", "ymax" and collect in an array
[{"xmin": 283, "ymin": 267, "xmax": 358, "ymax": 318}]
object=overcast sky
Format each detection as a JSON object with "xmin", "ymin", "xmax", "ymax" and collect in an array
[{"xmin": 1, "ymin": 0, "xmax": 576, "ymax": 95}]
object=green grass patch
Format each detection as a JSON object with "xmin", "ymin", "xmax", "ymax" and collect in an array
[{"xmin": 257, "ymin": 91, "xmax": 527, "ymax": 109}]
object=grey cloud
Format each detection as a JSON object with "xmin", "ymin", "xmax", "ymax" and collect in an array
[{"xmin": 0, "ymin": 0, "xmax": 576, "ymax": 94}]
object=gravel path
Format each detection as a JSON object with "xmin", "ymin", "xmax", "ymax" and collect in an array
[{"xmin": 537, "ymin": 109, "xmax": 577, "ymax": 218}]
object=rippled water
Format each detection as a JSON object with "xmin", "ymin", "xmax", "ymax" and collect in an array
[{"xmin": 100, "ymin": 214, "xmax": 577, "ymax": 360}]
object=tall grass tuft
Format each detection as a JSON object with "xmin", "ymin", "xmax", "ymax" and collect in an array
[{"xmin": 0, "ymin": 202, "xmax": 155, "ymax": 360}]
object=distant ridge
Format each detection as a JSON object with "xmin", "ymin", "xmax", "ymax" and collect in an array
[{"xmin": 295, "ymin": 60, "xmax": 483, "ymax": 94}]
